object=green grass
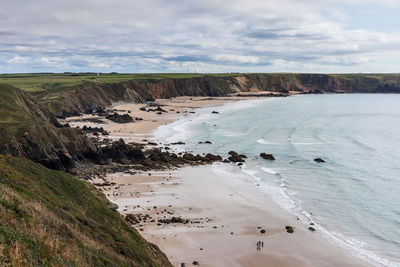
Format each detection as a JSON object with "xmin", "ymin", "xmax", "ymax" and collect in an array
[
  {"xmin": 0, "ymin": 72, "xmax": 242, "ymax": 92},
  {"xmin": 0, "ymin": 155, "xmax": 171, "ymax": 266},
  {"xmin": 2, "ymin": 72, "xmax": 398, "ymax": 92},
  {"xmin": 0, "ymin": 84, "xmax": 48, "ymax": 145}
]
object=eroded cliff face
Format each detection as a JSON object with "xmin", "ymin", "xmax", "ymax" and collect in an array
[
  {"xmin": 0, "ymin": 85, "xmax": 97, "ymax": 171},
  {"xmin": 36, "ymin": 73, "xmax": 400, "ymax": 116}
]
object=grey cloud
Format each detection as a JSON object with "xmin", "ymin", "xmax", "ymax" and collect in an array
[{"xmin": 0, "ymin": 0, "xmax": 399, "ymax": 73}]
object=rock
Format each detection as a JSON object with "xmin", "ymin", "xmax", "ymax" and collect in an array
[
  {"xmin": 147, "ymin": 142, "xmax": 158, "ymax": 146},
  {"xmin": 107, "ymin": 202, "xmax": 119, "ymax": 210},
  {"xmin": 105, "ymin": 113, "xmax": 134, "ymax": 123},
  {"xmin": 285, "ymin": 226, "xmax": 294, "ymax": 233},
  {"xmin": 170, "ymin": 141, "xmax": 185, "ymax": 145},
  {"xmin": 260, "ymin": 229, "xmax": 266, "ymax": 234},
  {"xmin": 192, "ymin": 261, "xmax": 199, "ymax": 265},
  {"xmin": 227, "ymin": 151, "xmax": 246, "ymax": 163},
  {"xmin": 260, "ymin": 153, "xmax": 275, "ymax": 160},
  {"xmin": 211, "ymin": 111, "xmax": 219, "ymax": 114},
  {"xmin": 228, "ymin": 151, "xmax": 238, "ymax": 156},
  {"xmin": 204, "ymin": 153, "xmax": 222, "ymax": 161},
  {"xmin": 314, "ymin": 158, "xmax": 325, "ymax": 163},
  {"xmin": 308, "ymin": 227, "xmax": 316, "ymax": 231},
  {"xmin": 228, "ymin": 155, "xmax": 245, "ymax": 163},
  {"xmin": 158, "ymin": 217, "xmax": 190, "ymax": 224}
]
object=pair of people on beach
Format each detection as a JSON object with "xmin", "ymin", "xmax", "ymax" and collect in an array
[{"xmin": 256, "ymin": 241, "xmax": 264, "ymax": 251}]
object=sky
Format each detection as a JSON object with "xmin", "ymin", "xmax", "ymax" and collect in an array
[{"xmin": 1, "ymin": 0, "xmax": 400, "ymax": 73}]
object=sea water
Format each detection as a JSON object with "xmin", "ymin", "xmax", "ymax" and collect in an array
[{"xmin": 154, "ymin": 94, "xmax": 400, "ymax": 266}]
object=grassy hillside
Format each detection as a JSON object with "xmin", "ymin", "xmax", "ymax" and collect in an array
[
  {"xmin": 0, "ymin": 84, "xmax": 58, "ymax": 145},
  {"xmin": 0, "ymin": 155, "xmax": 171, "ymax": 266}
]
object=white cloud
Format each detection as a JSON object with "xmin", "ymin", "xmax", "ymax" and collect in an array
[
  {"xmin": 0, "ymin": 0, "xmax": 400, "ymax": 72},
  {"xmin": 6, "ymin": 55, "xmax": 31, "ymax": 64}
]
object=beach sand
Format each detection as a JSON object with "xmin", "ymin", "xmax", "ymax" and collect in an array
[
  {"xmin": 104, "ymin": 165, "xmax": 367, "ymax": 267},
  {"xmin": 65, "ymin": 96, "xmax": 242, "ymax": 143},
  {"xmin": 69, "ymin": 96, "xmax": 369, "ymax": 266}
]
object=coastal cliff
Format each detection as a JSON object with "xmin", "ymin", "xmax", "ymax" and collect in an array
[
  {"xmin": 34, "ymin": 73, "xmax": 400, "ymax": 116},
  {"xmin": 0, "ymin": 84, "xmax": 97, "ymax": 172},
  {"xmin": 2, "ymin": 73, "xmax": 400, "ymax": 171}
]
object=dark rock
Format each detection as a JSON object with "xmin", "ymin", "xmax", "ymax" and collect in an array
[
  {"xmin": 260, "ymin": 153, "xmax": 275, "ymax": 160},
  {"xmin": 147, "ymin": 142, "xmax": 158, "ymax": 146},
  {"xmin": 192, "ymin": 261, "xmax": 199, "ymax": 265},
  {"xmin": 205, "ymin": 153, "xmax": 222, "ymax": 161},
  {"xmin": 170, "ymin": 141, "xmax": 185, "ymax": 145},
  {"xmin": 314, "ymin": 158, "xmax": 325, "ymax": 163},
  {"xmin": 211, "ymin": 111, "xmax": 219, "ymax": 114},
  {"xmin": 260, "ymin": 229, "xmax": 266, "ymax": 234},
  {"xmin": 158, "ymin": 217, "xmax": 189, "ymax": 224},
  {"xmin": 227, "ymin": 151, "xmax": 246, "ymax": 163},
  {"xmin": 308, "ymin": 227, "xmax": 315, "ymax": 231},
  {"xmin": 106, "ymin": 113, "xmax": 134, "ymax": 123},
  {"xmin": 285, "ymin": 226, "xmax": 294, "ymax": 233}
]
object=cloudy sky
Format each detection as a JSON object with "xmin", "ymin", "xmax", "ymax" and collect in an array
[{"xmin": 1, "ymin": 0, "xmax": 400, "ymax": 73}]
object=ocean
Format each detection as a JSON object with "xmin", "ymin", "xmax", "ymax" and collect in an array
[{"xmin": 154, "ymin": 94, "xmax": 400, "ymax": 266}]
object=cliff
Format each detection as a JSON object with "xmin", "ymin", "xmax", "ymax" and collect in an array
[
  {"xmin": 34, "ymin": 73, "xmax": 400, "ymax": 116},
  {"xmin": 0, "ymin": 155, "xmax": 171, "ymax": 266},
  {"xmin": 0, "ymin": 84, "xmax": 97, "ymax": 171}
]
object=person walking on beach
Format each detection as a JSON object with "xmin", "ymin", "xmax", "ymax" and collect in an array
[{"xmin": 261, "ymin": 241, "xmax": 264, "ymax": 248}]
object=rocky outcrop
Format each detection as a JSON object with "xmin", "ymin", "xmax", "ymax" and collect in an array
[
  {"xmin": 105, "ymin": 112, "xmax": 134, "ymax": 123},
  {"xmin": 227, "ymin": 151, "xmax": 246, "ymax": 163},
  {"xmin": 260, "ymin": 153, "xmax": 275, "ymax": 160},
  {"xmin": 314, "ymin": 158, "xmax": 326, "ymax": 163}
]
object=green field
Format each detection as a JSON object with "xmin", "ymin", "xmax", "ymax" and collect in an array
[{"xmin": 0, "ymin": 72, "xmax": 241, "ymax": 92}]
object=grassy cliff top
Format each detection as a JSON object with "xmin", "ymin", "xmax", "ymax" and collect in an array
[
  {"xmin": 0, "ymin": 72, "xmax": 242, "ymax": 92},
  {"xmin": 0, "ymin": 155, "xmax": 171, "ymax": 266},
  {"xmin": 1, "ymin": 72, "xmax": 400, "ymax": 92}
]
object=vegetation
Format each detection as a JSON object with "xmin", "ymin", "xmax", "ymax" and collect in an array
[
  {"xmin": 0, "ymin": 84, "xmax": 52, "ymax": 145},
  {"xmin": 0, "ymin": 155, "xmax": 171, "ymax": 266},
  {"xmin": 0, "ymin": 72, "xmax": 241, "ymax": 92}
]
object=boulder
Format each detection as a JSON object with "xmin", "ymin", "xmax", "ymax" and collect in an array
[
  {"xmin": 285, "ymin": 226, "xmax": 294, "ymax": 233},
  {"xmin": 260, "ymin": 153, "xmax": 275, "ymax": 160},
  {"xmin": 106, "ymin": 113, "xmax": 134, "ymax": 123}
]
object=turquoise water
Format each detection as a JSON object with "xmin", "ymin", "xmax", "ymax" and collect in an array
[{"xmin": 155, "ymin": 94, "xmax": 400, "ymax": 266}]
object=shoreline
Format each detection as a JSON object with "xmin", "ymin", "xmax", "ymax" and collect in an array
[{"xmin": 67, "ymin": 96, "xmax": 369, "ymax": 266}]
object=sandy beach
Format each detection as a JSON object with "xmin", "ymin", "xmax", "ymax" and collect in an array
[{"xmin": 68, "ymin": 96, "xmax": 369, "ymax": 267}]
